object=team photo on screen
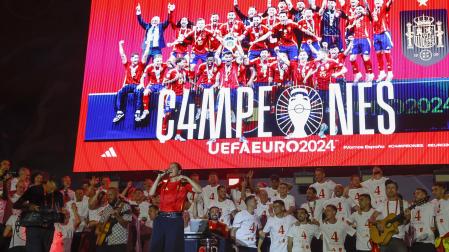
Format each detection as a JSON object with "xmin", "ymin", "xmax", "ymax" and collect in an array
[{"xmin": 74, "ymin": 0, "xmax": 449, "ymax": 171}]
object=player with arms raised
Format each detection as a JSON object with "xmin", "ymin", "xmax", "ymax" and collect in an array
[{"xmin": 372, "ymin": 0, "xmax": 394, "ymax": 82}]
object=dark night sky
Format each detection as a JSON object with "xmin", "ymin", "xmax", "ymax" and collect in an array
[{"xmin": 0, "ymin": 0, "xmax": 91, "ymax": 178}]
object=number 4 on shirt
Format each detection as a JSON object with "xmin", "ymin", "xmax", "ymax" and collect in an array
[{"xmin": 331, "ymin": 232, "xmax": 339, "ymax": 242}]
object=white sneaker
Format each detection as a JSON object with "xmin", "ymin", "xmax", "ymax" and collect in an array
[
  {"xmin": 139, "ymin": 110, "xmax": 150, "ymax": 121},
  {"xmin": 239, "ymin": 136, "xmax": 248, "ymax": 143},
  {"xmin": 332, "ymin": 126, "xmax": 339, "ymax": 135},
  {"xmin": 386, "ymin": 71, "xmax": 394, "ymax": 82},
  {"xmin": 113, "ymin": 111, "xmax": 124, "ymax": 123},
  {"xmin": 206, "ymin": 111, "xmax": 210, "ymax": 120},
  {"xmin": 174, "ymin": 134, "xmax": 186, "ymax": 142},
  {"xmin": 134, "ymin": 110, "xmax": 141, "ymax": 122},
  {"xmin": 377, "ymin": 71, "xmax": 387, "ymax": 82},
  {"xmin": 353, "ymin": 72, "xmax": 363, "ymax": 83},
  {"xmin": 365, "ymin": 73, "xmax": 374, "ymax": 83},
  {"xmin": 318, "ymin": 123, "xmax": 329, "ymax": 138},
  {"xmin": 195, "ymin": 108, "xmax": 202, "ymax": 121},
  {"xmin": 231, "ymin": 111, "xmax": 236, "ymax": 123},
  {"xmin": 207, "ymin": 138, "xmax": 217, "ymax": 144}
]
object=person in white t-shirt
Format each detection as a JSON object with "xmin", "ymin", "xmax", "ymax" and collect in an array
[
  {"xmin": 51, "ymin": 207, "xmax": 79, "ymax": 252},
  {"xmin": 60, "ymin": 176, "xmax": 75, "ymax": 204},
  {"xmin": 209, "ymin": 185, "xmax": 237, "ymax": 227},
  {"xmin": 265, "ymin": 175, "xmax": 281, "ymax": 200},
  {"xmin": 187, "ymin": 173, "xmax": 204, "ymax": 218},
  {"xmin": 3, "ymin": 213, "xmax": 26, "ymax": 251},
  {"xmin": 318, "ymin": 204, "xmax": 355, "ymax": 252},
  {"xmin": 255, "ymin": 189, "xmax": 271, "ymax": 228},
  {"xmin": 347, "ymin": 193, "xmax": 382, "ymax": 252},
  {"xmin": 376, "ymin": 179, "xmax": 410, "ymax": 252},
  {"xmin": 258, "ymin": 200, "xmax": 297, "ymax": 252},
  {"xmin": 410, "ymin": 188, "xmax": 436, "ymax": 252},
  {"xmin": 10, "ymin": 167, "xmax": 30, "ymax": 192},
  {"xmin": 142, "ymin": 178, "xmax": 154, "ymax": 200},
  {"xmin": 273, "ymin": 182, "xmax": 296, "ymax": 214},
  {"xmin": 231, "ymin": 171, "xmax": 255, "ymax": 211},
  {"xmin": 231, "ymin": 195, "xmax": 261, "ymax": 252},
  {"xmin": 287, "ymin": 208, "xmax": 320, "ymax": 252},
  {"xmin": 310, "ymin": 168, "xmax": 336, "ymax": 200},
  {"xmin": 345, "ymin": 174, "xmax": 370, "ymax": 210},
  {"xmin": 66, "ymin": 188, "xmax": 89, "ymax": 252},
  {"xmin": 202, "ymin": 172, "xmax": 220, "ymax": 213},
  {"xmin": 361, "ymin": 166, "xmax": 389, "ymax": 208},
  {"xmin": 324, "ymin": 184, "xmax": 352, "ymax": 222},
  {"xmin": 300, "ymin": 187, "xmax": 325, "ymax": 222},
  {"xmin": 432, "ymin": 182, "xmax": 449, "ymax": 251}
]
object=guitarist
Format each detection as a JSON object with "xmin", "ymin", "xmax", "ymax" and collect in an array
[
  {"xmin": 410, "ymin": 188, "xmax": 436, "ymax": 252},
  {"xmin": 96, "ymin": 187, "xmax": 131, "ymax": 252},
  {"xmin": 375, "ymin": 179, "xmax": 411, "ymax": 252}
]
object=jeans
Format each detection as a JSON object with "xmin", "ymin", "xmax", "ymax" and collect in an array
[
  {"xmin": 149, "ymin": 214, "xmax": 184, "ymax": 252},
  {"xmin": 116, "ymin": 84, "xmax": 143, "ymax": 112},
  {"xmin": 25, "ymin": 227, "xmax": 54, "ymax": 252}
]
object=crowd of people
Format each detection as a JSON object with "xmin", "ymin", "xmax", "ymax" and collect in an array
[
  {"xmin": 112, "ymin": 0, "xmax": 394, "ymax": 141},
  {"xmin": 0, "ymin": 159, "xmax": 448, "ymax": 252}
]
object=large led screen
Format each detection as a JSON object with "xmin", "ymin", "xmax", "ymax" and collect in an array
[{"xmin": 74, "ymin": 0, "xmax": 449, "ymax": 171}]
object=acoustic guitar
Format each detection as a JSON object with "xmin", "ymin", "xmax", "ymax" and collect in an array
[
  {"xmin": 369, "ymin": 198, "xmax": 427, "ymax": 246},
  {"xmin": 96, "ymin": 201, "xmax": 130, "ymax": 246}
]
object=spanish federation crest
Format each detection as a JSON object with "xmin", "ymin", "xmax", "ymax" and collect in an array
[{"xmin": 401, "ymin": 10, "xmax": 448, "ymax": 66}]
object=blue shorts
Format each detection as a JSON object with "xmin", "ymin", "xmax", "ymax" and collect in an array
[
  {"xmin": 322, "ymin": 35, "xmax": 343, "ymax": 51},
  {"xmin": 190, "ymin": 53, "xmax": 208, "ymax": 65},
  {"xmin": 199, "ymin": 83, "xmax": 213, "ymax": 89},
  {"xmin": 147, "ymin": 84, "xmax": 164, "ymax": 93},
  {"xmin": 171, "ymin": 51, "xmax": 188, "ymax": 59},
  {"xmin": 373, "ymin": 32, "xmax": 393, "ymax": 51},
  {"xmin": 215, "ymin": 88, "xmax": 238, "ymax": 112},
  {"xmin": 248, "ymin": 50, "xmax": 262, "ymax": 60},
  {"xmin": 352, "ymin": 38, "xmax": 371, "ymax": 55},
  {"xmin": 279, "ymin": 45, "xmax": 299, "ymax": 61},
  {"xmin": 164, "ymin": 95, "xmax": 183, "ymax": 114},
  {"xmin": 301, "ymin": 41, "xmax": 320, "ymax": 59}
]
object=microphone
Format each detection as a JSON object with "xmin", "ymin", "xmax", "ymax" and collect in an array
[{"xmin": 155, "ymin": 170, "xmax": 169, "ymax": 175}]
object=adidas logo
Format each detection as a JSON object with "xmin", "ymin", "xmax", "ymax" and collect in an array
[{"xmin": 101, "ymin": 147, "xmax": 117, "ymax": 158}]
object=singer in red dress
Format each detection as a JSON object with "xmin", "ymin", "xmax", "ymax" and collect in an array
[{"xmin": 148, "ymin": 162, "xmax": 202, "ymax": 252}]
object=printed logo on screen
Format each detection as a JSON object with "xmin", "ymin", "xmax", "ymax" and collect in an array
[
  {"xmin": 401, "ymin": 10, "xmax": 448, "ymax": 66},
  {"xmin": 276, "ymin": 86, "xmax": 323, "ymax": 138},
  {"xmin": 101, "ymin": 147, "xmax": 117, "ymax": 158}
]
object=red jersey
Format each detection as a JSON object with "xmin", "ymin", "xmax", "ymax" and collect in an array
[
  {"xmin": 165, "ymin": 68, "xmax": 188, "ymax": 96},
  {"xmin": 218, "ymin": 62, "xmax": 240, "ymax": 89},
  {"xmin": 297, "ymin": 14, "xmax": 321, "ymax": 43},
  {"xmin": 124, "ymin": 62, "xmax": 145, "ymax": 85},
  {"xmin": 262, "ymin": 16, "xmax": 279, "ymax": 49},
  {"xmin": 250, "ymin": 57, "xmax": 275, "ymax": 83},
  {"xmin": 244, "ymin": 25, "xmax": 269, "ymax": 50},
  {"xmin": 293, "ymin": 61, "xmax": 314, "ymax": 87},
  {"xmin": 206, "ymin": 23, "xmax": 222, "ymax": 52},
  {"xmin": 158, "ymin": 180, "xmax": 193, "ymax": 212},
  {"xmin": 183, "ymin": 29, "xmax": 213, "ymax": 54},
  {"xmin": 144, "ymin": 63, "xmax": 168, "ymax": 85},
  {"xmin": 372, "ymin": 5, "xmax": 390, "ymax": 34},
  {"xmin": 196, "ymin": 62, "xmax": 219, "ymax": 85},
  {"xmin": 269, "ymin": 61, "xmax": 292, "ymax": 83},
  {"xmin": 220, "ymin": 21, "xmax": 246, "ymax": 37},
  {"xmin": 350, "ymin": 14, "xmax": 371, "ymax": 39},
  {"xmin": 271, "ymin": 22, "xmax": 299, "ymax": 46},
  {"xmin": 173, "ymin": 27, "xmax": 191, "ymax": 54},
  {"xmin": 312, "ymin": 59, "xmax": 343, "ymax": 90},
  {"xmin": 238, "ymin": 64, "xmax": 247, "ymax": 85}
]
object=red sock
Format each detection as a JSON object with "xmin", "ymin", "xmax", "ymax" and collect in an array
[
  {"xmin": 363, "ymin": 59, "xmax": 373, "ymax": 74},
  {"xmin": 143, "ymin": 94, "xmax": 150, "ymax": 110},
  {"xmin": 162, "ymin": 115, "xmax": 170, "ymax": 135},
  {"xmin": 351, "ymin": 61, "xmax": 360, "ymax": 74},
  {"xmin": 176, "ymin": 130, "xmax": 182, "ymax": 135},
  {"xmin": 271, "ymin": 86, "xmax": 277, "ymax": 105},
  {"xmin": 385, "ymin": 53, "xmax": 393, "ymax": 72},
  {"xmin": 376, "ymin": 53, "xmax": 384, "ymax": 72}
]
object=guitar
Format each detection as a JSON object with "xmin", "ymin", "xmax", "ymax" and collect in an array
[
  {"xmin": 369, "ymin": 198, "xmax": 427, "ymax": 246},
  {"xmin": 96, "ymin": 200, "xmax": 130, "ymax": 246}
]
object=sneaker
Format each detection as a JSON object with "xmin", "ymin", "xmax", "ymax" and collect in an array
[
  {"xmin": 318, "ymin": 123, "xmax": 329, "ymax": 139},
  {"xmin": 207, "ymin": 138, "xmax": 217, "ymax": 144},
  {"xmin": 174, "ymin": 134, "xmax": 186, "ymax": 142},
  {"xmin": 353, "ymin": 72, "xmax": 363, "ymax": 83},
  {"xmin": 112, "ymin": 111, "xmax": 124, "ymax": 123},
  {"xmin": 134, "ymin": 110, "xmax": 141, "ymax": 122},
  {"xmin": 332, "ymin": 125, "xmax": 339, "ymax": 135},
  {"xmin": 365, "ymin": 73, "xmax": 374, "ymax": 82},
  {"xmin": 195, "ymin": 108, "xmax": 202, "ymax": 121},
  {"xmin": 239, "ymin": 136, "xmax": 248, "ymax": 143},
  {"xmin": 386, "ymin": 71, "xmax": 394, "ymax": 82},
  {"xmin": 377, "ymin": 71, "xmax": 387, "ymax": 82},
  {"xmin": 139, "ymin": 110, "xmax": 150, "ymax": 121}
]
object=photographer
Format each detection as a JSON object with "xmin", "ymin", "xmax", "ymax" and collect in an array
[{"xmin": 13, "ymin": 178, "xmax": 63, "ymax": 252}]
